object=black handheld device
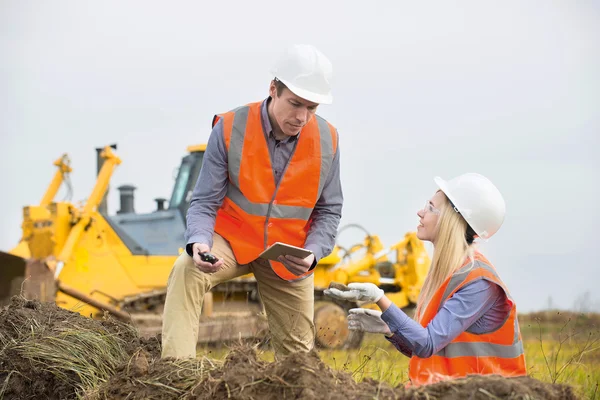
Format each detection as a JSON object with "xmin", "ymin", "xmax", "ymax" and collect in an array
[{"xmin": 199, "ymin": 252, "xmax": 218, "ymax": 264}]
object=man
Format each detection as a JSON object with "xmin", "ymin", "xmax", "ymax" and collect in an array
[{"xmin": 161, "ymin": 44, "xmax": 343, "ymax": 359}]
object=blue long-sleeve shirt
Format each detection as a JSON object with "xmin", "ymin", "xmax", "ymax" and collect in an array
[
  {"xmin": 381, "ymin": 279, "xmax": 511, "ymax": 358},
  {"xmin": 184, "ymin": 97, "xmax": 343, "ymax": 263}
]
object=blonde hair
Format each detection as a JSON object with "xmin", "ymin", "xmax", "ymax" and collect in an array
[{"xmin": 415, "ymin": 191, "xmax": 476, "ymax": 321}]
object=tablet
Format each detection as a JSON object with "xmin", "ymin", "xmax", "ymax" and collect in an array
[{"xmin": 259, "ymin": 242, "xmax": 313, "ymax": 261}]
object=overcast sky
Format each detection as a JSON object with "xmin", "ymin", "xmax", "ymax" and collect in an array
[{"xmin": 1, "ymin": 1, "xmax": 598, "ymax": 312}]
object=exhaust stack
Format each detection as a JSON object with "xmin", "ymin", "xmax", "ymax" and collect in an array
[
  {"xmin": 96, "ymin": 144, "xmax": 117, "ymax": 214},
  {"xmin": 117, "ymin": 185, "xmax": 136, "ymax": 214}
]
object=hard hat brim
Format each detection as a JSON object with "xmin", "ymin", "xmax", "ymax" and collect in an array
[
  {"xmin": 434, "ymin": 177, "xmax": 459, "ymax": 211},
  {"xmin": 273, "ymin": 76, "xmax": 333, "ymax": 105}
]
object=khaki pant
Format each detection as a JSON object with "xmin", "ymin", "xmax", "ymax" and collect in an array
[{"xmin": 161, "ymin": 233, "xmax": 315, "ymax": 359}]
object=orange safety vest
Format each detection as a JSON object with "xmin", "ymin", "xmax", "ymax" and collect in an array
[
  {"xmin": 211, "ymin": 101, "xmax": 338, "ymax": 281},
  {"xmin": 408, "ymin": 252, "xmax": 527, "ymax": 386}
]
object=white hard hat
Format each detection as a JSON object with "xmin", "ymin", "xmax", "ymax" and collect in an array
[
  {"xmin": 434, "ymin": 173, "xmax": 506, "ymax": 240},
  {"xmin": 270, "ymin": 44, "xmax": 333, "ymax": 104}
]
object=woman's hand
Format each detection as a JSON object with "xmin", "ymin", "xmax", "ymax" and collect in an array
[
  {"xmin": 324, "ymin": 282, "xmax": 384, "ymax": 304},
  {"xmin": 348, "ymin": 308, "xmax": 392, "ymax": 335}
]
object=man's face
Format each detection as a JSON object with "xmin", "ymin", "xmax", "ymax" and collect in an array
[{"xmin": 269, "ymin": 82, "xmax": 319, "ymax": 137}]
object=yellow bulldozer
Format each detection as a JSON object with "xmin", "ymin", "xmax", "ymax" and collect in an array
[{"xmin": 0, "ymin": 144, "xmax": 431, "ymax": 349}]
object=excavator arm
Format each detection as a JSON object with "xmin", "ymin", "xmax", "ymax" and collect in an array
[
  {"xmin": 40, "ymin": 154, "xmax": 73, "ymax": 207},
  {"xmin": 48, "ymin": 145, "xmax": 121, "ymax": 279}
]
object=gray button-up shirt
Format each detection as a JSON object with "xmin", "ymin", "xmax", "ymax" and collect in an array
[{"xmin": 185, "ymin": 98, "xmax": 343, "ymax": 263}]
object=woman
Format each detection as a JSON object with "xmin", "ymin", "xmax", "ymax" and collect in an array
[{"xmin": 325, "ymin": 173, "xmax": 527, "ymax": 386}]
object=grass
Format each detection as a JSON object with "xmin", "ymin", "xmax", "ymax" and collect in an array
[
  {"xmin": 0, "ymin": 322, "xmax": 134, "ymax": 400},
  {"xmin": 14, "ymin": 328, "xmax": 128, "ymax": 390},
  {"xmin": 197, "ymin": 311, "xmax": 600, "ymax": 400},
  {"xmin": 520, "ymin": 311, "xmax": 600, "ymax": 400}
]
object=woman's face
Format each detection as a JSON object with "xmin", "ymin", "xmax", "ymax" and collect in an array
[{"xmin": 416, "ymin": 191, "xmax": 445, "ymax": 242}]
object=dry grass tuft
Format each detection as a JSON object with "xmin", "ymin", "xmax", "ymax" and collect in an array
[
  {"xmin": 82, "ymin": 356, "xmax": 223, "ymax": 400},
  {"xmin": 0, "ymin": 296, "xmax": 156, "ymax": 399}
]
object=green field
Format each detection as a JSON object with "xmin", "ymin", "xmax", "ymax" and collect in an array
[{"xmin": 198, "ymin": 311, "xmax": 600, "ymax": 399}]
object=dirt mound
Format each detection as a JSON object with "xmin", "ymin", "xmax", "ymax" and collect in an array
[
  {"xmin": 192, "ymin": 347, "xmax": 393, "ymax": 400},
  {"xmin": 88, "ymin": 346, "xmax": 396, "ymax": 400},
  {"xmin": 88, "ymin": 346, "xmax": 579, "ymax": 400},
  {"xmin": 0, "ymin": 296, "xmax": 161, "ymax": 400},
  {"xmin": 0, "ymin": 297, "xmax": 581, "ymax": 400}
]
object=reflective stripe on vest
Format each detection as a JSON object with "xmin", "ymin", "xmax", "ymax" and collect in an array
[
  {"xmin": 226, "ymin": 184, "xmax": 314, "ymax": 220},
  {"xmin": 436, "ymin": 339, "xmax": 525, "ymax": 359},
  {"xmin": 212, "ymin": 101, "xmax": 337, "ymax": 281}
]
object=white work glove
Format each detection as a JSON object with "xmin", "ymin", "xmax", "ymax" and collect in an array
[
  {"xmin": 347, "ymin": 308, "xmax": 391, "ymax": 335},
  {"xmin": 324, "ymin": 282, "xmax": 384, "ymax": 304}
]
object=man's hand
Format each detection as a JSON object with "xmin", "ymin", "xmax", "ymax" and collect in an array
[
  {"xmin": 324, "ymin": 282, "xmax": 384, "ymax": 304},
  {"xmin": 277, "ymin": 253, "xmax": 315, "ymax": 277},
  {"xmin": 192, "ymin": 243, "xmax": 224, "ymax": 273},
  {"xmin": 347, "ymin": 308, "xmax": 391, "ymax": 335}
]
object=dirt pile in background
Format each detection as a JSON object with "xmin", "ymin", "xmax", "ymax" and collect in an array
[
  {"xmin": 407, "ymin": 374, "xmax": 578, "ymax": 400},
  {"xmin": 0, "ymin": 296, "xmax": 580, "ymax": 400}
]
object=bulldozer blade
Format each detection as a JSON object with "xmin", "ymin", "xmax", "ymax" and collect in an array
[
  {"xmin": 0, "ymin": 252, "xmax": 56, "ymax": 306},
  {"xmin": 0, "ymin": 252, "xmax": 27, "ymax": 306}
]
